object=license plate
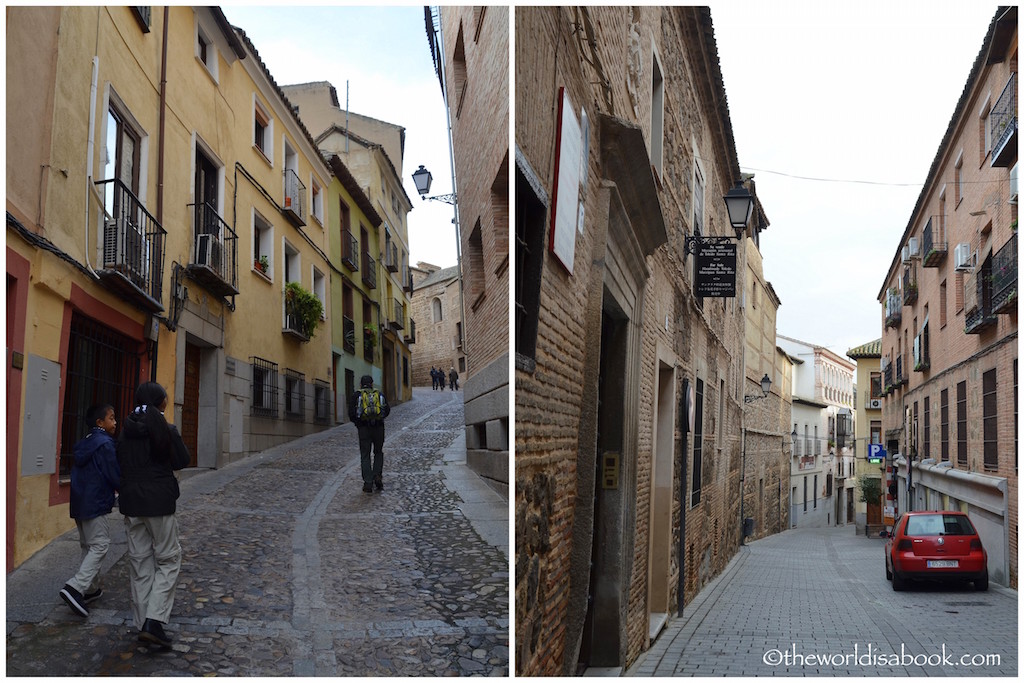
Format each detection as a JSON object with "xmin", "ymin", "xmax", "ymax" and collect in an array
[{"xmin": 927, "ymin": 560, "xmax": 959, "ymax": 568}]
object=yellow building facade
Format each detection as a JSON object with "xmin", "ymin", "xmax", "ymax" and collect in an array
[{"xmin": 6, "ymin": 6, "xmax": 334, "ymax": 568}]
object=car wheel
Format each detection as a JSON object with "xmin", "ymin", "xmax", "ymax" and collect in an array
[
  {"xmin": 892, "ymin": 571, "xmax": 907, "ymax": 591},
  {"xmin": 975, "ymin": 569, "xmax": 989, "ymax": 592},
  {"xmin": 885, "ymin": 560, "xmax": 892, "ymax": 581}
]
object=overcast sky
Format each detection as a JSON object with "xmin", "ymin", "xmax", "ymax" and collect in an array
[
  {"xmin": 221, "ymin": 5, "xmax": 460, "ymax": 270},
  {"xmin": 711, "ymin": 0, "xmax": 1000, "ymax": 357}
]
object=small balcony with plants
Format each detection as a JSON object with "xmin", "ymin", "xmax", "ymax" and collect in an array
[
  {"xmin": 363, "ymin": 324, "xmax": 377, "ymax": 362},
  {"xmin": 921, "ymin": 216, "xmax": 947, "ymax": 267},
  {"xmin": 342, "ymin": 315, "xmax": 356, "ymax": 354},
  {"xmin": 94, "ymin": 178, "xmax": 166, "ymax": 311},
  {"xmin": 283, "ymin": 281, "xmax": 323, "ymax": 342},
  {"xmin": 990, "ymin": 72, "xmax": 1017, "ymax": 168},
  {"xmin": 895, "ymin": 354, "xmax": 907, "ymax": 387},
  {"xmin": 882, "ymin": 361, "xmax": 894, "ymax": 395},
  {"xmin": 902, "ymin": 265, "xmax": 918, "ymax": 306},
  {"xmin": 884, "ymin": 287, "xmax": 902, "ymax": 328},
  {"xmin": 186, "ymin": 202, "xmax": 238, "ymax": 298},
  {"xmin": 283, "ymin": 168, "xmax": 306, "ymax": 226},
  {"xmin": 991, "ymin": 232, "xmax": 1017, "ymax": 314}
]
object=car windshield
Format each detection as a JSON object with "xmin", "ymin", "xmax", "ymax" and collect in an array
[{"xmin": 905, "ymin": 514, "xmax": 976, "ymax": 536}]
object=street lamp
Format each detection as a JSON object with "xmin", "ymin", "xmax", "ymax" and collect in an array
[
  {"xmin": 744, "ymin": 374, "xmax": 772, "ymax": 403},
  {"xmin": 413, "ymin": 164, "xmax": 456, "ymax": 205},
  {"xmin": 683, "ymin": 179, "xmax": 754, "ymax": 257}
]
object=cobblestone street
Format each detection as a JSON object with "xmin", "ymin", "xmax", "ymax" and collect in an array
[{"xmin": 6, "ymin": 388, "xmax": 509, "ymax": 676}]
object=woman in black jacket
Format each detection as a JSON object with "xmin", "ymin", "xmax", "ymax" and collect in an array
[{"xmin": 118, "ymin": 382, "xmax": 189, "ymax": 649}]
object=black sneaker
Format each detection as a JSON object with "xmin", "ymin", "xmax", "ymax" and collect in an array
[
  {"xmin": 374, "ymin": 476, "xmax": 384, "ymax": 491},
  {"xmin": 84, "ymin": 588, "xmax": 103, "ymax": 604},
  {"xmin": 139, "ymin": 618, "xmax": 172, "ymax": 648},
  {"xmin": 59, "ymin": 584, "xmax": 89, "ymax": 617},
  {"xmin": 362, "ymin": 482, "xmax": 373, "ymax": 493}
]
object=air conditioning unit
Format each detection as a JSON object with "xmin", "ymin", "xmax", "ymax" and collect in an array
[
  {"xmin": 868, "ymin": 399, "xmax": 882, "ymax": 410},
  {"xmin": 901, "ymin": 246, "xmax": 910, "ymax": 264},
  {"xmin": 954, "ymin": 243, "xmax": 974, "ymax": 271},
  {"xmin": 1010, "ymin": 163, "xmax": 1018, "ymax": 205},
  {"xmin": 908, "ymin": 236, "xmax": 920, "ymax": 258},
  {"xmin": 103, "ymin": 217, "xmax": 150, "ymax": 284}
]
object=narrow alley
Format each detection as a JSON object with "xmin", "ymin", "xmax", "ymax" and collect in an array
[{"xmin": 6, "ymin": 388, "xmax": 509, "ymax": 676}]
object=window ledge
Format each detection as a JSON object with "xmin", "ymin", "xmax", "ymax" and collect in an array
[{"xmin": 253, "ymin": 266, "xmax": 273, "ymax": 283}]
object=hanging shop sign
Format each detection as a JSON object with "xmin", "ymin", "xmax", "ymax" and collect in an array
[{"xmin": 694, "ymin": 241, "xmax": 737, "ymax": 297}]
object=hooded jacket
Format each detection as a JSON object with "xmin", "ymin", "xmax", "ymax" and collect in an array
[
  {"xmin": 117, "ymin": 404, "xmax": 190, "ymax": 517},
  {"xmin": 70, "ymin": 427, "xmax": 121, "ymax": 520}
]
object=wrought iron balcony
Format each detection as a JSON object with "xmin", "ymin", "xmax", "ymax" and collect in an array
[
  {"xmin": 363, "ymin": 334, "xmax": 375, "ymax": 362},
  {"xmin": 283, "ymin": 169, "xmax": 306, "ymax": 226},
  {"xmin": 902, "ymin": 265, "xmax": 918, "ymax": 306},
  {"xmin": 342, "ymin": 315, "xmax": 356, "ymax": 354},
  {"xmin": 885, "ymin": 306, "xmax": 902, "ymax": 329},
  {"xmin": 895, "ymin": 355, "xmax": 907, "ymax": 386},
  {"xmin": 965, "ymin": 306, "xmax": 998, "ymax": 334},
  {"xmin": 883, "ymin": 363, "xmax": 894, "ymax": 395},
  {"xmin": 389, "ymin": 298, "xmax": 405, "ymax": 330},
  {"xmin": 991, "ymin": 232, "xmax": 1017, "ymax": 314},
  {"xmin": 921, "ymin": 216, "xmax": 947, "ymax": 267},
  {"xmin": 362, "ymin": 252, "xmax": 377, "ymax": 289},
  {"xmin": 283, "ymin": 295, "xmax": 312, "ymax": 342},
  {"xmin": 405, "ymin": 318, "xmax": 416, "ymax": 344},
  {"xmin": 94, "ymin": 178, "xmax": 166, "ymax": 311},
  {"xmin": 186, "ymin": 202, "xmax": 238, "ymax": 297},
  {"xmin": 341, "ymin": 231, "xmax": 359, "ymax": 271},
  {"xmin": 991, "ymin": 72, "xmax": 1017, "ymax": 168}
]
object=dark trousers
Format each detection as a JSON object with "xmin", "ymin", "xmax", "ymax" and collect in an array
[{"xmin": 357, "ymin": 422, "xmax": 385, "ymax": 484}]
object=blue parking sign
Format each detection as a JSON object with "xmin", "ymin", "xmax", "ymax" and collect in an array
[{"xmin": 868, "ymin": 444, "xmax": 886, "ymax": 462}]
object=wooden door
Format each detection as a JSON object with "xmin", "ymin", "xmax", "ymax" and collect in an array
[{"xmin": 182, "ymin": 343, "xmax": 200, "ymax": 467}]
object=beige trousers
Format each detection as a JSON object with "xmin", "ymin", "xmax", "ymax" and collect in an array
[
  {"xmin": 68, "ymin": 514, "xmax": 111, "ymax": 595},
  {"xmin": 124, "ymin": 514, "xmax": 181, "ymax": 629}
]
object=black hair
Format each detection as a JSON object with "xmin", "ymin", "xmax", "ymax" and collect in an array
[
  {"xmin": 360, "ymin": 375, "xmax": 374, "ymax": 388},
  {"xmin": 86, "ymin": 403, "xmax": 114, "ymax": 427},
  {"xmin": 135, "ymin": 381, "xmax": 168, "ymax": 408}
]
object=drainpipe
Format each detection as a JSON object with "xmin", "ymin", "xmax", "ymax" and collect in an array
[
  {"xmin": 157, "ymin": 6, "xmax": 169, "ymax": 223},
  {"xmin": 83, "ymin": 53, "xmax": 100, "ymax": 277}
]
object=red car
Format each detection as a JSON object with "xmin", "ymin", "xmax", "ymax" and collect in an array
[{"xmin": 884, "ymin": 511, "xmax": 988, "ymax": 591}]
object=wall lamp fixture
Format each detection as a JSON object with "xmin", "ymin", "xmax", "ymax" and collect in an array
[
  {"xmin": 683, "ymin": 181, "xmax": 754, "ymax": 257},
  {"xmin": 744, "ymin": 374, "xmax": 772, "ymax": 403}
]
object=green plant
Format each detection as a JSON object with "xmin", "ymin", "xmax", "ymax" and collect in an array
[
  {"xmin": 858, "ymin": 477, "xmax": 882, "ymax": 504},
  {"xmin": 284, "ymin": 281, "xmax": 323, "ymax": 338},
  {"xmin": 256, "ymin": 255, "xmax": 269, "ymax": 273},
  {"xmin": 363, "ymin": 323, "xmax": 378, "ymax": 348}
]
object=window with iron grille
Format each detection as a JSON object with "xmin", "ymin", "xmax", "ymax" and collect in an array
[
  {"xmin": 956, "ymin": 380, "xmax": 967, "ymax": 466},
  {"xmin": 314, "ymin": 379, "xmax": 330, "ymax": 424},
  {"xmin": 690, "ymin": 378, "xmax": 704, "ymax": 507},
  {"xmin": 941, "ymin": 388, "xmax": 949, "ymax": 462},
  {"xmin": 60, "ymin": 313, "xmax": 143, "ymax": 478},
  {"xmin": 251, "ymin": 356, "xmax": 278, "ymax": 417},
  {"xmin": 983, "ymin": 369, "xmax": 998, "ymax": 471},
  {"xmin": 284, "ymin": 369, "xmax": 305, "ymax": 419}
]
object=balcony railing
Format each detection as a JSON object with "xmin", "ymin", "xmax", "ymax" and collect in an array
[
  {"xmin": 966, "ymin": 259, "xmax": 999, "ymax": 334},
  {"xmin": 921, "ymin": 216, "xmax": 947, "ymax": 267},
  {"xmin": 186, "ymin": 202, "xmax": 238, "ymax": 297},
  {"xmin": 902, "ymin": 265, "xmax": 918, "ymax": 306},
  {"xmin": 341, "ymin": 231, "xmax": 359, "ymax": 271},
  {"xmin": 363, "ymin": 334, "xmax": 375, "ymax": 362},
  {"xmin": 405, "ymin": 318, "xmax": 416, "ymax": 344},
  {"xmin": 283, "ymin": 169, "xmax": 306, "ymax": 226},
  {"xmin": 991, "ymin": 72, "xmax": 1017, "ymax": 168},
  {"xmin": 362, "ymin": 252, "xmax": 377, "ymax": 289},
  {"xmin": 991, "ymin": 232, "xmax": 1017, "ymax": 314},
  {"xmin": 390, "ymin": 298, "xmax": 405, "ymax": 330},
  {"xmin": 965, "ymin": 306, "xmax": 998, "ymax": 334},
  {"xmin": 895, "ymin": 355, "xmax": 906, "ymax": 386},
  {"xmin": 342, "ymin": 315, "xmax": 356, "ymax": 354},
  {"xmin": 283, "ymin": 293, "xmax": 312, "ymax": 341},
  {"xmin": 94, "ymin": 178, "xmax": 166, "ymax": 311},
  {"xmin": 883, "ymin": 363, "xmax": 894, "ymax": 394}
]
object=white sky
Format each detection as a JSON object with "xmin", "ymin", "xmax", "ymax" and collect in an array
[
  {"xmin": 220, "ymin": 5, "xmax": 460, "ymax": 270},
  {"xmin": 711, "ymin": 0, "xmax": 1001, "ymax": 357}
]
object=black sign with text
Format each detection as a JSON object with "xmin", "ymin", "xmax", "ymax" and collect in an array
[{"xmin": 695, "ymin": 242, "xmax": 737, "ymax": 297}]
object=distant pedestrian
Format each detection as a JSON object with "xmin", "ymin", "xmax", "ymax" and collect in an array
[
  {"xmin": 449, "ymin": 366, "xmax": 459, "ymax": 391},
  {"xmin": 439, "ymin": 371, "xmax": 446, "ymax": 391},
  {"xmin": 59, "ymin": 404, "xmax": 121, "ymax": 619},
  {"xmin": 117, "ymin": 382, "xmax": 190, "ymax": 649},
  {"xmin": 350, "ymin": 375, "xmax": 391, "ymax": 493},
  {"xmin": 431, "ymin": 366, "xmax": 439, "ymax": 390}
]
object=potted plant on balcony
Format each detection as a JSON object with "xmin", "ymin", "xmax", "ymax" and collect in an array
[
  {"xmin": 363, "ymin": 323, "xmax": 378, "ymax": 349},
  {"xmin": 284, "ymin": 281, "xmax": 323, "ymax": 338},
  {"xmin": 255, "ymin": 255, "xmax": 269, "ymax": 274}
]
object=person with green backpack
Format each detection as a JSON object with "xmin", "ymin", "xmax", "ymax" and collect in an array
[{"xmin": 348, "ymin": 375, "xmax": 391, "ymax": 493}]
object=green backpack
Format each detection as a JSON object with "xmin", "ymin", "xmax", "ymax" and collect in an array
[{"xmin": 356, "ymin": 388, "xmax": 384, "ymax": 420}]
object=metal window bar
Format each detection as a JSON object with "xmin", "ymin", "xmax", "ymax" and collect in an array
[
  {"xmin": 60, "ymin": 313, "xmax": 142, "ymax": 477},
  {"xmin": 95, "ymin": 178, "xmax": 166, "ymax": 302},
  {"xmin": 343, "ymin": 315, "xmax": 356, "ymax": 354},
  {"xmin": 991, "ymin": 232, "xmax": 1017, "ymax": 313},
  {"xmin": 362, "ymin": 252, "xmax": 377, "ymax": 288},
  {"xmin": 314, "ymin": 379, "xmax": 331, "ymax": 424},
  {"xmin": 341, "ymin": 231, "xmax": 359, "ymax": 271},
  {"xmin": 392, "ymin": 298, "xmax": 405, "ymax": 329},
  {"xmin": 283, "ymin": 290, "xmax": 312, "ymax": 339},
  {"xmin": 284, "ymin": 369, "xmax": 306, "ymax": 419},
  {"xmin": 991, "ymin": 72, "xmax": 1017, "ymax": 157},
  {"xmin": 251, "ymin": 356, "xmax": 279, "ymax": 418}
]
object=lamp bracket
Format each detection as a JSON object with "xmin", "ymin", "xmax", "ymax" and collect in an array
[
  {"xmin": 422, "ymin": 193, "xmax": 457, "ymax": 205},
  {"xmin": 744, "ymin": 394, "xmax": 765, "ymax": 404}
]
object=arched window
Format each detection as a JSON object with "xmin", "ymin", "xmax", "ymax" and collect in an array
[{"xmin": 432, "ymin": 297, "xmax": 443, "ymax": 323}]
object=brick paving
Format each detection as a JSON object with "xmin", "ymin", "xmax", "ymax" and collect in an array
[
  {"xmin": 626, "ymin": 525, "xmax": 1017, "ymax": 677},
  {"xmin": 6, "ymin": 388, "xmax": 509, "ymax": 676}
]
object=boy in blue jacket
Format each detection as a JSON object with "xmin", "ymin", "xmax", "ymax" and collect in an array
[{"xmin": 59, "ymin": 404, "xmax": 120, "ymax": 618}]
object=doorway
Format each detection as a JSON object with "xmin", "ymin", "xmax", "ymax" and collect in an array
[
  {"xmin": 182, "ymin": 342, "xmax": 201, "ymax": 467},
  {"xmin": 648, "ymin": 361, "xmax": 674, "ymax": 640}
]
